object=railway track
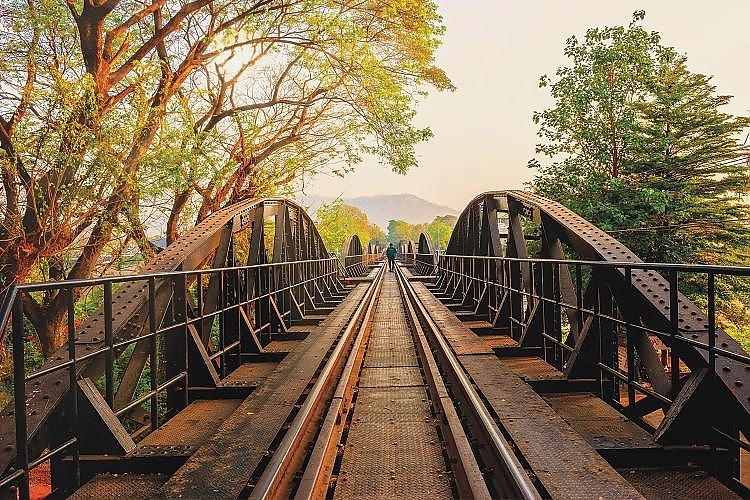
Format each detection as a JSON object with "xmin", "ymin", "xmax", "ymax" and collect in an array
[
  {"xmin": 67, "ymin": 260, "xmax": 732, "ymax": 499},
  {"xmin": 246, "ymin": 263, "xmax": 540, "ymax": 499},
  {"xmin": 4, "ymin": 192, "xmax": 747, "ymax": 498}
]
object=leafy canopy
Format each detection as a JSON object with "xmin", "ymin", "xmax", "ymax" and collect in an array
[
  {"xmin": 0, "ymin": 0, "xmax": 452, "ymax": 354},
  {"xmin": 529, "ymin": 10, "xmax": 750, "ymax": 264},
  {"xmin": 315, "ymin": 200, "xmax": 382, "ymax": 255}
]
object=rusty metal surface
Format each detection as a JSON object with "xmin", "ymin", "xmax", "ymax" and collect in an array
[
  {"xmin": 487, "ymin": 191, "xmax": 749, "ymax": 413},
  {"xmin": 0, "ymin": 197, "xmax": 338, "ymax": 477},
  {"xmin": 218, "ymin": 361, "xmax": 279, "ymax": 387},
  {"xmin": 468, "ymin": 360, "xmax": 644, "ymax": 498},
  {"xmin": 544, "ymin": 394, "xmax": 659, "ymax": 451},
  {"xmin": 358, "ymin": 367, "xmax": 424, "ymax": 388},
  {"xmin": 412, "ymin": 279, "xmax": 643, "ymax": 498},
  {"xmin": 334, "ymin": 271, "xmax": 451, "ymax": 499},
  {"xmin": 263, "ymin": 339, "xmax": 304, "ymax": 353},
  {"xmin": 363, "ymin": 348, "xmax": 418, "ymax": 368},
  {"xmin": 617, "ymin": 466, "xmax": 740, "ymax": 499},
  {"xmin": 334, "ymin": 413, "xmax": 452, "ymax": 499},
  {"xmin": 133, "ymin": 399, "xmax": 241, "ymax": 450},
  {"xmin": 67, "ymin": 473, "xmax": 168, "ymax": 499},
  {"xmin": 412, "ymin": 285, "xmax": 494, "ymax": 356},
  {"xmin": 479, "ymin": 334, "xmax": 518, "ymax": 349},
  {"xmin": 367, "ymin": 336, "xmax": 414, "ymax": 354},
  {"xmin": 461, "ymin": 319, "xmax": 493, "ymax": 329},
  {"xmin": 155, "ymin": 283, "xmax": 370, "ymax": 499},
  {"xmin": 499, "ymin": 356, "xmax": 564, "ymax": 380},
  {"xmin": 349, "ymin": 387, "xmax": 431, "ymax": 425}
]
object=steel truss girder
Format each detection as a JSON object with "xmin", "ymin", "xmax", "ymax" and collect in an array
[
  {"xmin": 441, "ymin": 190, "xmax": 750, "ymax": 447},
  {"xmin": 342, "ymin": 235, "xmax": 367, "ymax": 277},
  {"xmin": 0, "ymin": 198, "xmax": 340, "ymax": 477}
]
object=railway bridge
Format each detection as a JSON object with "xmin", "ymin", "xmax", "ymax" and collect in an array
[{"xmin": 0, "ymin": 191, "xmax": 749, "ymax": 499}]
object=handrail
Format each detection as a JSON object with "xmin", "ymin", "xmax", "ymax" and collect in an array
[
  {"xmin": 433, "ymin": 250, "xmax": 750, "ymax": 494},
  {"xmin": 439, "ymin": 252, "xmax": 750, "ymax": 275},
  {"xmin": 0, "ymin": 256, "xmax": 348, "ymax": 498}
]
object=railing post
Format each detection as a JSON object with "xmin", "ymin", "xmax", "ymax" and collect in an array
[
  {"xmin": 149, "ymin": 277, "xmax": 158, "ymax": 431},
  {"xmin": 625, "ymin": 267, "xmax": 636, "ymax": 406},
  {"xmin": 575, "ymin": 264, "xmax": 582, "ymax": 340},
  {"xmin": 12, "ymin": 295, "xmax": 29, "ymax": 500},
  {"xmin": 104, "ymin": 281, "xmax": 114, "ymax": 407},
  {"xmin": 218, "ymin": 270, "xmax": 226, "ymax": 373},
  {"xmin": 168, "ymin": 274, "xmax": 189, "ymax": 410},
  {"xmin": 67, "ymin": 288, "xmax": 80, "ymax": 490},
  {"xmin": 594, "ymin": 277, "xmax": 603, "ymax": 400},
  {"xmin": 707, "ymin": 272, "xmax": 717, "ymax": 474},
  {"xmin": 553, "ymin": 262, "xmax": 562, "ymax": 367},
  {"xmin": 510, "ymin": 259, "xmax": 522, "ymax": 341},
  {"xmin": 669, "ymin": 270, "xmax": 679, "ymax": 391}
]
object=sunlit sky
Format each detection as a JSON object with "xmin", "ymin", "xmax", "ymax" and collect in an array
[{"xmin": 302, "ymin": 1, "xmax": 750, "ymax": 211}]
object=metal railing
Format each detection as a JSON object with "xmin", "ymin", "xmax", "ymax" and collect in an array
[
  {"xmin": 434, "ymin": 253, "xmax": 750, "ymax": 492},
  {"xmin": 341, "ymin": 252, "xmax": 382, "ymax": 277},
  {"xmin": 0, "ymin": 256, "xmax": 345, "ymax": 498}
]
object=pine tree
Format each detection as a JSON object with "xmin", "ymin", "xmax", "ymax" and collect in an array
[
  {"xmin": 530, "ymin": 11, "xmax": 750, "ymax": 264},
  {"xmin": 625, "ymin": 55, "xmax": 750, "ymax": 263}
]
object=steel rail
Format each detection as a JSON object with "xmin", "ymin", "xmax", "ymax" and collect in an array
[
  {"xmin": 293, "ymin": 265, "xmax": 385, "ymax": 498},
  {"xmin": 295, "ymin": 261, "xmax": 493, "ymax": 499},
  {"xmin": 395, "ymin": 267, "xmax": 542, "ymax": 500},
  {"xmin": 249, "ymin": 265, "xmax": 386, "ymax": 499},
  {"xmin": 395, "ymin": 266, "xmax": 492, "ymax": 499}
]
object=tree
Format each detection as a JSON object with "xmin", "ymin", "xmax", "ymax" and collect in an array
[
  {"xmin": 370, "ymin": 224, "xmax": 387, "ymax": 246},
  {"xmin": 158, "ymin": 1, "xmax": 455, "ymax": 241},
  {"xmin": 427, "ymin": 215, "xmax": 456, "ymax": 250},
  {"xmin": 315, "ymin": 201, "xmax": 381, "ymax": 255},
  {"xmin": 0, "ymin": 0, "xmax": 452, "ymax": 355},
  {"xmin": 387, "ymin": 219, "xmax": 423, "ymax": 244},
  {"xmin": 529, "ymin": 11, "xmax": 750, "ymax": 264}
]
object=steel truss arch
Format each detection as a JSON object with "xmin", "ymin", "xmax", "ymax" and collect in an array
[
  {"xmin": 0, "ymin": 197, "xmax": 351, "ymax": 483},
  {"xmin": 439, "ymin": 190, "xmax": 750, "ymax": 463},
  {"xmin": 342, "ymin": 235, "xmax": 367, "ymax": 276},
  {"xmin": 413, "ymin": 233, "xmax": 438, "ymax": 275}
]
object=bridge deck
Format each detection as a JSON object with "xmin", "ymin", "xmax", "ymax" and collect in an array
[
  {"xmin": 70, "ymin": 281, "xmax": 369, "ymax": 499},
  {"xmin": 417, "ymin": 274, "xmax": 738, "ymax": 499},
  {"xmin": 155, "ymin": 282, "xmax": 369, "ymax": 498},
  {"xmin": 411, "ymin": 279, "xmax": 646, "ymax": 499},
  {"xmin": 67, "ymin": 265, "xmax": 739, "ymax": 499}
]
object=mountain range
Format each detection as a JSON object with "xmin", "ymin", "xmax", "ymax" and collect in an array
[{"xmin": 297, "ymin": 193, "xmax": 459, "ymax": 230}]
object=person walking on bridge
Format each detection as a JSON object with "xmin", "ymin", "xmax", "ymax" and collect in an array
[{"xmin": 385, "ymin": 243, "xmax": 397, "ymax": 272}]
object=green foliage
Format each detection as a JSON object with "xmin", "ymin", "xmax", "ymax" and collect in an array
[
  {"xmin": 530, "ymin": 10, "xmax": 750, "ymax": 265},
  {"xmin": 387, "ymin": 219, "xmax": 424, "ymax": 243},
  {"xmin": 427, "ymin": 215, "xmax": 457, "ymax": 250},
  {"xmin": 370, "ymin": 224, "xmax": 387, "ymax": 245},
  {"xmin": 315, "ymin": 200, "xmax": 382, "ymax": 254},
  {"xmin": 387, "ymin": 215, "xmax": 455, "ymax": 249},
  {"xmin": 0, "ymin": 0, "xmax": 452, "ymax": 355},
  {"xmin": 530, "ymin": 10, "xmax": 750, "ymax": 343}
]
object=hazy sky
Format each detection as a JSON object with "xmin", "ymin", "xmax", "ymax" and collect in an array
[{"xmin": 302, "ymin": 1, "xmax": 750, "ymax": 211}]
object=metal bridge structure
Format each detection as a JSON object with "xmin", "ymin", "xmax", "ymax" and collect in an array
[{"xmin": 0, "ymin": 191, "xmax": 748, "ymax": 499}]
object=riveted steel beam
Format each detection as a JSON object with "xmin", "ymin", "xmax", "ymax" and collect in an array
[
  {"xmin": 0, "ymin": 198, "xmax": 335, "ymax": 479},
  {"xmin": 441, "ymin": 190, "xmax": 750, "ymax": 449}
]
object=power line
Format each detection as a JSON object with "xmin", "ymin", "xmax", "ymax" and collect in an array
[{"xmin": 605, "ymin": 217, "xmax": 750, "ymax": 234}]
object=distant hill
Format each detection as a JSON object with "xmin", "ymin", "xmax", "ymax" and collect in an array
[{"xmin": 297, "ymin": 193, "xmax": 459, "ymax": 230}]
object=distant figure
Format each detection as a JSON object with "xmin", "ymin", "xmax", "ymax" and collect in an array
[{"xmin": 385, "ymin": 243, "xmax": 397, "ymax": 271}]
